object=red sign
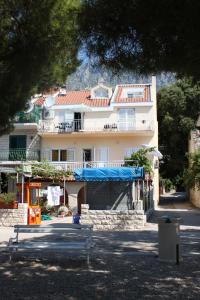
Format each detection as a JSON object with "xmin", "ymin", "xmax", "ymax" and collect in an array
[{"xmin": 29, "ymin": 182, "xmax": 42, "ymax": 188}]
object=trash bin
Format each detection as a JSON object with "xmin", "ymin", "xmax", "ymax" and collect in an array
[{"xmin": 158, "ymin": 216, "xmax": 181, "ymax": 263}]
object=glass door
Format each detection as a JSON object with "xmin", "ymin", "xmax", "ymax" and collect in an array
[
  {"xmin": 9, "ymin": 135, "xmax": 27, "ymax": 160},
  {"xmin": 98, "ymin": 147, "xmax": 109, "ymax": 167},
  {"xmin": 118, "ymin": 108, "xmax": 135, "ymax": 130}
]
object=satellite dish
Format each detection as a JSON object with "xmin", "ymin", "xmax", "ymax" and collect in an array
[
  {"xmin": 44, "ymin": 96, "xmax": 55, "ymax": 108},
  {"xmin": 24, "ymin": 101, "xmax": 34, "ymax": 113}
]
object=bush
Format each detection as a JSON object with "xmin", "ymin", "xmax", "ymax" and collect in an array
[
  {"xmin": 160, "ymin": 177, "xmax": 174, "ymax": 192},
  {"xmin": 0, "ymin": 192, "xmax": 16, "ymax": 204}
]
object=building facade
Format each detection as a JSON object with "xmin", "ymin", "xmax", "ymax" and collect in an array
[{"xmin": 0, "ymin": 77, "xmax": 159, "ymax": 215}]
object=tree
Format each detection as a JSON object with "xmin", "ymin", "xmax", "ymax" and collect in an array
[
  {"xmin": 157, "ymin": 78, "xmax": 200, "ymax": 183},
  {"xmin": 79, "ymin": 1, "xmax": 200, "ymax": 78},
  {"xmin": 0, "ymin": 0, "xmax": 80, "ymax": 134},
  {"xmin": 184, "ymin": 151, "xmax": 200, "ymax": 190}
]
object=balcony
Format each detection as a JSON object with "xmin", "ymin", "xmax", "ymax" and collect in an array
[
  {"xmin": 14, "ymin": 107, "xmax": 42, "ymax": 124},
  {"xmin": 47, "ymin": 160, "xmax": 134, "ymax": 172},
  {"xmin": 0, "ymin": 149, "xmax": 40, "ymax": 162},
  {"xmin": 39, "ymin": 118, "xmax": 154, "ymax": 134}
]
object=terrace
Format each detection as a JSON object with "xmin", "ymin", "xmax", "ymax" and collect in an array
[{"xmin": 38, "ymin": 118, "xmax": 154, "ymax": 134}]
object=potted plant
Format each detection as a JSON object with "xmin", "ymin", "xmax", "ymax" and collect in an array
[{"xmin": 0, "ymin": 192, "xmax": 17, "ymax": 209}]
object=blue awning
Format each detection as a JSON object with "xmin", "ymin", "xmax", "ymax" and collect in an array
[{"xmin": 74, "ymin": 167, "xmax": 144, "ymax": 182}]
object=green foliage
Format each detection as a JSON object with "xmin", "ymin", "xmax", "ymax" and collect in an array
[
  {"xmin": 0, "ymin": 0, "xmax": 80, "ymax": 134},
  {"xmin": 16, "ymin": 162, "xmax": 72, "ymax": 181},
  {"xmin": 159, "ymin": 177, "xmax": 174, "ymax": 192},
  {"xmin": 0, "ymin": 192, "xmax": 16, "ymax": 204},
  {"xmin": 158, "ymin": 78, "xmax": 200, "ymax": 182},
  {"xmin": 183, "ymin": 151, "xmax": 200, "ymax": 190},
  {"xmin": 79, "ymin": 1, "xmax": 200, "ymax": 79},
  {"xmin": 124, "ymin": 148, "xmax": 154, "ymax": 174}
]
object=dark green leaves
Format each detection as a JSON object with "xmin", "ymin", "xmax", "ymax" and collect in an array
[{"xmin": 0, "ymin": 0, "xmax": 80, "ymax": 134}]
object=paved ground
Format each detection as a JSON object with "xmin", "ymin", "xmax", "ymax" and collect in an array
[{"xmin": 0, "ymin": 195, "xmax": 200, "ymax": 299}]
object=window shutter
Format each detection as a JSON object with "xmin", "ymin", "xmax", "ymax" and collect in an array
[{"xmin": 67, "ymin": 149, "xmax": 75, "ymax": 161}]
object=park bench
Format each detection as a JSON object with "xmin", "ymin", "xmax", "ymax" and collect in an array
[{"xmin": 8, "ymin": 224, "xmax": 94, "ymax": 266}]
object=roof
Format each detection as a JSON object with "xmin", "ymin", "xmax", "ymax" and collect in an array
[
  {"xmin": 33, "ymin": 97, "xmax": 45, "ymax": 106},
  {"xmin": 32, "ymin": 83, "xmax": 152, "ymax": 108},
  {"xmin": 55, "ymin": 90, "xmax": 110, "ymax": 107},
  {"xmin": 113, "ymin": 84, "xmax": 151, "ymax": 103}
]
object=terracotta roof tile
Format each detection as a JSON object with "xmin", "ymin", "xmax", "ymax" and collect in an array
[
  {"xmin": 114, "ymin": 84, "xmax": 151, "ymax": 103},
  {"xmin": 33, "ymin": 97, "xmax": 45, "ymax": 106},
  {"xmin": 55, "ymin": 90, "xmax": 110, "ymax": 107}
]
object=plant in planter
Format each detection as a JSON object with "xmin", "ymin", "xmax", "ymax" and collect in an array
[
  {"xmin": 124, "ymin": 147, "xmax": 155, "ymax": 176},
  {"xmin": 58, "ymin": 205, "xmax": 69, "ymax": 217},
  {"xmin": 0, "ymin": 192, "xmax": 17, "ymax": 208}
]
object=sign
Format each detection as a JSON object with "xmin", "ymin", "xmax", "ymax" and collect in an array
[{"xmin": 29, "ymin": 182, "xmax": 42, "ymax": 188}]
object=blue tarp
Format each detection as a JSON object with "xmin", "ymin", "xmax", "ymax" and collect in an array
[{"xmin": 74, "ymin": 167, "xmax": 144, "ymax": 182}]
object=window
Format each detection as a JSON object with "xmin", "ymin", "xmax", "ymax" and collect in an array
[
  {"xmin": 60, "ymin": 150, "xmax": 67, "ymax": 161},
  {"xmin": 124, "ymin": 147, "xmax": 140, "ymax": 157},
  {"xmin": 52, "ymin": 150, "xmax": 59, "ymax": 161},
  {"xmin": 51, "ymin": 149, "xmax": 75, "ymax": 161},
  {"xmin": 9, "ymin": 135, "xmax": 27, "ymax": 160},
  {"xmin": 9, "ymin": 135, "xmax": 26, "ymax": 149},
  {"xmin": 94, "ymin": 87, "xmax": 109, "ymax": 98},
  {"xmin": 122, "ymin": 87, "xmax": 144, "ymax": 98}
]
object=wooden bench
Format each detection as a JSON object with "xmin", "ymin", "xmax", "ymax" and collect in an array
[{"xmin": 8, "ymin": 224, "xmax": 94, "ymax": 266}]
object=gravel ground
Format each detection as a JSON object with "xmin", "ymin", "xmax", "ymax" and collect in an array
[
  {"xmin": 0, "ymin": 253, "xmax": 199, "ymax": 300},
  {"xmin": 0, "ymin": 200, "xmax": 199, "ymax": 300}
]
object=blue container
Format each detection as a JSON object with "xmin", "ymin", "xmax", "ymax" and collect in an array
[{"xmin": 73, "ymin": 214, "xmax": 80, "ymax": 224}]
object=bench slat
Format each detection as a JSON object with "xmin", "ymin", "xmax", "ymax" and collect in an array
[
  {"xmin": 14, "ymin": 228, "xmax": 91, "ymax": 234},
  {"xmin": 14, "ymin": 224, "xmax": 92, "ymax": 234},
  {"xmin": 8, "ymin": 241, "xmax": 89, "ymax": 250},
  {"xmin": 14, "ymin": 224, "xmax": 92, "ymax": 229}
]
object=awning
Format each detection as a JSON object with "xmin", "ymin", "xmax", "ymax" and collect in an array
[
  {"xmin": 74, "ymin": 167, "xmax": 144, "ymax": 182},
  {"xmin": 0, "ymin": 167, "xmax": 17, "ymax": 173}
]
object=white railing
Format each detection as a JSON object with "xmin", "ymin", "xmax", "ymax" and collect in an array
[
  {"xmin": 47, "ymin": 160, "xmax": 134, "ymax": 172},
  {"xmin": 39, "ymin": 119, "xmax": 154, "ymax": 133}
]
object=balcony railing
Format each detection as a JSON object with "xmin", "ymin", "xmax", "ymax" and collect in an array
[
  {"xmin": 39, "ymin": 119, "xmax": 154, "ymax": 133},
  {"xmin": 14, "ymin": 107, "xmax": 42, "ymax": 124},
  {"xmin": 48, "ymin": 160, "xmax": 134, "ymax": 172},
  {"xmin": 0, "ymin": 149, "xmax": 40, "ymax": 161}
]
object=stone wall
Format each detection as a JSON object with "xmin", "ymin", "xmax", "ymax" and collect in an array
[
  {"xmin": 81, "ymin": 204, "xmax": 146, "ymax": 231},
  {"xmin": 0, "ymin": 203, "xmax": 28, "ymax": 226},
  {"xmin": 190, "ymin": 188, "xmax": 200, "ymax": 208}
]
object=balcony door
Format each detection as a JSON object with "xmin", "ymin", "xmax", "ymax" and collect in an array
[
  {"xmin": 118, "ymin": 108, "xmax": 135, "ymax": 130},
  {"xmin": 9, "ymin": 135, "xmax": 27, "ymax": 160},
  {"xmin": 83, "ymin": 149, "xmax": 92, "ymax": 167},
  {"xmin": 98, "ymin": 147, "xmax": 109, "ymax": 167},
  {"xmin": 74, "ymin": 112, "xmax": 82, "ymax": 132}
]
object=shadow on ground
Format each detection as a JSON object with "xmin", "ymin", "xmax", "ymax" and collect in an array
[{"xmin": 0, "ymin": 252, "xmax": 200, "ymax": 300}]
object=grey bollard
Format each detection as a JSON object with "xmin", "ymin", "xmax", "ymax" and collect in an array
[{"xmin": 158, "ymin": 216, "xmax": 181, "ymax": 263}]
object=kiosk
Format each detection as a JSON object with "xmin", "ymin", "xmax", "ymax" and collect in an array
[{"xmin": 17, "ymin": 182, "xmax": 41, "ymax": 225}]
